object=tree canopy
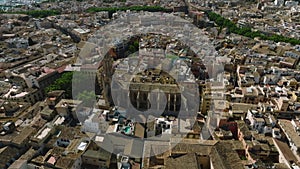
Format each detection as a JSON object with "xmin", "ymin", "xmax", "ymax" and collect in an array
[
  {"xmin": 46, "ymin": 71, "xmax": 99, "ymax": 107},
  {"xmin": 0, "ymin": 10, "xmax": 61, "ymax": 18},
  {"xmin": 45, "ymin": 72, "xmax": 73, "ymax": 98},
  {"xmin": 76, "ymin": 90, "xmax": 97, "ymax": 107},
  {"xmin": 207, "ymin": 11, "xmax": 300, "ymax": 45}
]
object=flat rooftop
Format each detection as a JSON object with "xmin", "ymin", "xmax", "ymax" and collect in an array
[{"xmin": 279, "ymin": 119, "xmax": 300, "ymax": 149}]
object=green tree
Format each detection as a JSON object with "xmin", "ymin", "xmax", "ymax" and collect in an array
[
  {"xmin": 46, "ymin": 71, "xmax": 98, "ymax": 99},
  {"xmin": 46, "ymin": 72, "xmax": 73, "ymax": 98},
  {"xmin": 128, "ymin": 45, "xmax": 136, "ymax": 53},
  {"xmin": 206, "ymin": 11, "xmax": 300, "ymax": 45},
  {"xmin": 76, "ymin": 90, "xmax": 97, "ymax": 107},
  {"xmin": 133, "ymin": 40, "xmax": 139, "ymax": 49}
]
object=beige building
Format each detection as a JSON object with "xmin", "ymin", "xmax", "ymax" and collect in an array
[
  {"xmin": 102, "ymin": 48, "xmax": 198, "ymax": 117},
  {"xmin": 82, "ymin": 149, "xmax": 111, "ymax": 168},
  {"xmin": 55, "ymin": 99, "xmax": 83, "ymax": 118},
  {"xmin": 46, "ymin": 90, "xmax": 65, "ymax": 109},
  {"xmin": 201, "ymin": 81, "xmax": 226, "ymax": 115}
]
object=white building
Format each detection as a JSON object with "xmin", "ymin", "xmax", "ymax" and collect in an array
[
  {"xmin": 246, "ymin": 110, "xmax": 265, "ymax": 133},
  {"xmin": 285, "ymin": 1, "xmax": 299, "ymax": 7},
  {"xmin": 82, "ymin": 111, "xmax": 108, "ymax": 134},
  {"xmin": 285, "ymin": 51, "xmax": 300, "ymax": 59},
  {"xmin": 274, "ymin": 0, "xmax": 284, "ymax": 6}
]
